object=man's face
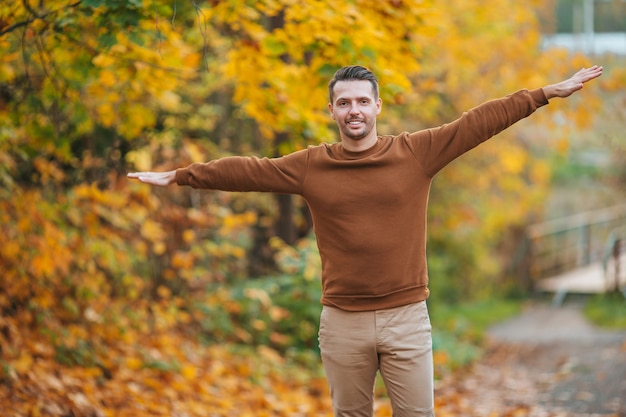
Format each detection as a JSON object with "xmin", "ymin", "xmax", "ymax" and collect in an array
[{"xmin": 328, "ymin": 80, "xmax": 382, "ymax": 142}]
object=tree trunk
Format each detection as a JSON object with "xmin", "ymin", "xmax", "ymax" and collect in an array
[
  {"xmin": 273, "ymin": 132, "xmax": 296, "ymax": 244},
  {"xmin": 276, "ymin": 193, "xmax": 296, "ymax": 244}
]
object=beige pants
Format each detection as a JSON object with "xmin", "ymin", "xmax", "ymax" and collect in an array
[{"xmin": 318, "ymin": 301, "xmax": 434, "ymax": 417}]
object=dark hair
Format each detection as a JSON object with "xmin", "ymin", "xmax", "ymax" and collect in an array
[{"xmin": 328, "ymin": 65, "xmax": 379, "ymax": 103}]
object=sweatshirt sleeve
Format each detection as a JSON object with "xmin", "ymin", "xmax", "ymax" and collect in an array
[
  {"xmin": 174, "ymin": 148, "xmax": 309, "ymax": 195},
  {"xmin": 407, "ymin": 88, "xmax": 549, "ymax": 177}
]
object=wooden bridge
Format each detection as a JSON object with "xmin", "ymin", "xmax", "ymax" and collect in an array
[{"xmin": 516, "ymin": 203, "xmax": 626, "ymax": 305}]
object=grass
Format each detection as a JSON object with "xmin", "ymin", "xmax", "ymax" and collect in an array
[
  {"xmin": 584, "ymin": 292, "xmax": 626, "ymax": 329},
  {"xmin": 428, "ymin": 298, "xmax": 523, "ymax": 370}
]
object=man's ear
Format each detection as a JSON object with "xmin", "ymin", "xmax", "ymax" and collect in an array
[
  {"xmin": 328, "ymin": 103, "xmax": 336, "ymax": 120},
  {"xmin": 376, "ymin": 98, "xmax": 382, "ymax": 115}
]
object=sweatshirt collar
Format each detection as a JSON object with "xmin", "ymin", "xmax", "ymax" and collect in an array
[{"xmin": 336, "ymin": 136, "xmax": 384, "ymax": 160}]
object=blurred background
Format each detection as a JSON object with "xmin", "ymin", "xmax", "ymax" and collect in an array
[{"xmin": 0, "ymin": 1, "xmax": 624, "ymax": 416}]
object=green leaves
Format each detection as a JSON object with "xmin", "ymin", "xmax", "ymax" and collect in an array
[
  {"xmin": 82, "ymin": 0, "xmax": 105, "ymax": 7},
  {"xmin": 262, "ymin": 35, "xmax": 287, "ymax": 57}
]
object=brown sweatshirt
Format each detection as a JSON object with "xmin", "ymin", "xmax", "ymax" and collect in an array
[{"xmin": 175, "ymin": 88, "xmax": 549, "ymax": 311}]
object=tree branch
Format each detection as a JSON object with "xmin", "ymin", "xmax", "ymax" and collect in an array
[{"xmin": 0, "ymin": 1, "xmax": 82, "ymax": 38}]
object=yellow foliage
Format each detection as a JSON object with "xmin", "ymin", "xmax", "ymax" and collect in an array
[
  {"xmin": 98, "ymin": 69, "xmax": 118, "ymax": 87},
  {"xmin": 140, "ymin": 219, "xmax": 166, "ymax": 242},
  {"xmin": 33, "ymin": 157, "xmax": 66, "ymax": 184},
  {"xmin": 529, "ymin": 160, "xmax": 550, "ymax": 185},
  {"xmin": 500, "ymin": 151, "xmax": 527, "ymax": 175},
  {"xmin": 157, "ymin": 90, "xmax": 182, "ymax": 111},
  {"xmin": 172, "ymin": 251, "xmax": 194, "ymax": 270},
  {"xmin": 13, "ymin": 352, "xmax": 34, "ymax": 374},
  {"xmin": 97, "ymin": 102, "xmax": 117, "ymax": 127},
  {"xmin": 153, "ymin": 241, "xmax": 167, "ymax": 256},
  {"xmin": 217, "ymin": 0, "xmax": 435, "ymax": 142},
  {"xmin": 555, "ymin": 136, "xmax": 570, "ymax": 154},
  {"xmin": 92, "ymin": 53, "xmax": 116, "ymax": 67},
  {"xmin": 126, "ymin": 357, "xmax": 143, "ymax": 370},
  {"xmin": 126, "ymin": 148, "xmax": 154, "ymax": 171},
  {"xmin": 182, "ymin": 229, "xmax": 196, "ymax": 244},
  {"xmin": 157, "ymin": 286, "xmax": 172, "ymax": 299}
]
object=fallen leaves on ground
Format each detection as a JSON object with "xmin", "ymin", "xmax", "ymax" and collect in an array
[
  {"xmin": 1, "ymin": 328, "xmax": 334, "ymax": 417},
  {"xmin": 4, "ymin": 332, "xmax": 624, "ymax": 416},
  {"xmin": 434, "ymin": 342, "xmax": 625, "ymax": 417}
]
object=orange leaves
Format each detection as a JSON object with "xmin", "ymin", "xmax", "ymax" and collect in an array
[
  {"xmin": 219, "ymin": 210, "xmax": 258, "ymax": 239},
  {"xmin": 0, "ymin": 182, "xmax": 139, "ymax": 342},
  {"xmin": 1, "ymin": 173, "xmax": 273, "ymax": 413},
  {"xmin": 33, "ymin": 157, "xmax": 66, "ymax": 184},
  {"xmin": 140, "ymin": 219, "xmax": 167, "ymax": 243},
  {"xmin": 2, "ymin": 332, "xmax": 337, "ymax": 417}
]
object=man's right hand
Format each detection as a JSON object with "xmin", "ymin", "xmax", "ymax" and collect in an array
[
  {"xmin": 542, "ymin": 65, "xmax": 603, "ymax": 100},
  {"xmin": 127, "ymin": 170, "xmax": 176, "ymax": 186}
]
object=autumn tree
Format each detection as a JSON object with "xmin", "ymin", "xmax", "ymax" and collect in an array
[{"xmin": 0, "ymin": 0, "xmax": 202, "ymax": 190}]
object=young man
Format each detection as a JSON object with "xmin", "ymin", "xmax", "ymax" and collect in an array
[{"xmin": 128, "ymin": 64, "xmax": 603, "ymax": 416}]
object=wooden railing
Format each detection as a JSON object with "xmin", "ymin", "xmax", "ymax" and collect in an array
[{"xmin": 516, "ymin": 203, "xmax": 626, "ymax": 291}]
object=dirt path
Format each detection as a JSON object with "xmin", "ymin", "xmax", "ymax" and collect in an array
[{"xmin": 435, "ymin": 301, "xmax": 626, "ymax": 417}]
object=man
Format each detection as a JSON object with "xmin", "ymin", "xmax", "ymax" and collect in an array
[{"xmin": 128, "ymin": 64, "xmax": 603, "ymax": 416}]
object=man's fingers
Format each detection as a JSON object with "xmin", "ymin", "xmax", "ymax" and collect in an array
[
  {"xmin": 576, "ymin": 65, "xmax": 603, "ymax": 83},
  {"xmin": 127, "ymin": 171, "xmax": 175, "ymax": 186},
  {"xmin": 127, "ymin": 172, "xmax": 156, "ymax": 184}
]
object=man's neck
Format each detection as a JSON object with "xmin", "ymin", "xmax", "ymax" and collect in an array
[{"xmin": 341, "ymin": 132, "xmax": 378, "ymax": 153}]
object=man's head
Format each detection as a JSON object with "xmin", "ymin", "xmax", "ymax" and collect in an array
[
  {"xmin": 328, "ymin": 65, "xmax": 379, "ymax": 104},
  {"xmin": 328, "ymin": 65, "xmax": 382, "ymax": 148}
]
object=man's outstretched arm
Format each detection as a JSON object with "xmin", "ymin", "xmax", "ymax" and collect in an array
[
  {"xmin": 542, "ymin": 65, "xmax": 603, "ymax": 100},
  {"xmin": 127, "ymin": 152, "xmax": 307, "ymax": 193},
  {"xmin": 127, "ymin": 170, "xmax": 176, "ymax": 186}
]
